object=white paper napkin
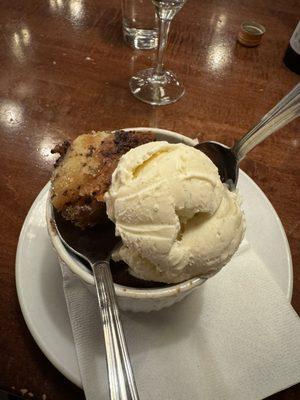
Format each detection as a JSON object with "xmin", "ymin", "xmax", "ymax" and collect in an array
[{"xmin": 60, "ymin": 244, "xmax": 300, "ymax": 400}]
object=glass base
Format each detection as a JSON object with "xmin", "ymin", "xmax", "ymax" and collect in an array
[
  {"xmin": 129, "ymin": 68, "xmax": 185, "ymax": 105},
  {"xmin": 123, "ymin": 27, "xmax": 158, "ymax": 50}
]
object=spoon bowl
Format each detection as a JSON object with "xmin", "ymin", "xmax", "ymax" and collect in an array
[
  {"xmin": 196, "ymin": 83, "xmax": 300, "ymax": 190},
  {"xmin": 52, "ymin": 207, "xmax": 118, "ymax": 264},
  {"xmin": 195, "ymin": 141, "xmax": 238, "ymax": 191}
]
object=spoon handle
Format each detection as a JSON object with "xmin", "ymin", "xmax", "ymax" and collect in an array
[
  {"xmin": 92, "ymin": 261, "xmax": 139, "ymax": 400},
  {"xmin": 233, "ymin": 83, "xmax": 300, "ymax": 161}
]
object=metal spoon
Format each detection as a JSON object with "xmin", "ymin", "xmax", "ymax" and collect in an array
[
  {"xmin": 52, "ymin": 208, "xmax": 139, "ymax": 400},
  {"xmin": 196, "ymin": 83, "xmax": 300, "ymax": 190}
]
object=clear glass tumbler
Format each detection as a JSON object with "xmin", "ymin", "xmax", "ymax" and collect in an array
[{"xmin": 122, "ymin": 0, "xmax": 158, "ymax": 50}]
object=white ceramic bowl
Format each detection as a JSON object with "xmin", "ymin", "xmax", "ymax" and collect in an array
[{"xmin": 46, "ymin": 128, "xmax": 206, "ymax": 312}]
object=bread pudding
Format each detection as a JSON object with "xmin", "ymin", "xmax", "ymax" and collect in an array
[{"xmin": 51, "ymin": 130, "xmax": 155, "ymax": 228}]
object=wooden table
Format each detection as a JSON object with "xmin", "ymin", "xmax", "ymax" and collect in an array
[{"xmin": 0, "ymin": 0, "xmax": 299, "ymax": 398}]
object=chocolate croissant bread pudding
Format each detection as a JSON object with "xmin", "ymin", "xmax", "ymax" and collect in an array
[{"xmin": 51, "ymin": 130, "xmax": 245, "ymax": 288}]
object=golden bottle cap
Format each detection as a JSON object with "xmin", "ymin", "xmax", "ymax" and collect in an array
[{"xmin": 238, "ymin": 21, "xmax": 266, "ymax": 47}]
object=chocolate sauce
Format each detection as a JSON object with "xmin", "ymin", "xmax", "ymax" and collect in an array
[
  {"xmin": 110, "ymin": 259, "xmax": 169, "ymax": 289},
  {"xmin": 54, "ymin": 208, "xmax": 167, "ymax": 289}
]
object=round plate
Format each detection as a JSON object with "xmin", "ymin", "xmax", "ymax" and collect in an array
[{"xmin": 16, "ymin": 142, "xmax": 293, "ymax": 389}]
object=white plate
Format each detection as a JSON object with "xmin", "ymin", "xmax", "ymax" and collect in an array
[{"xmin": 16, "ymin": 149, "xmax": 293, "ymax": 389}]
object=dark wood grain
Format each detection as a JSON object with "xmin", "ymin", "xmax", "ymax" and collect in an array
[{"xmin": 0, "ymin": 0, "xmax": 299, "ymax": 399}]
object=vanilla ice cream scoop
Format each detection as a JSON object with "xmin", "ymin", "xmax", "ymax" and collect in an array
[{"xmin": 105, "ymin": 141, "xmax": 245, "ymax": 284}]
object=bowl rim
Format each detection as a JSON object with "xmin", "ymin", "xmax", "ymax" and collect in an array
[{"xmin": 46, "ymin": 127, "xmax": 206, "ymax": 299}]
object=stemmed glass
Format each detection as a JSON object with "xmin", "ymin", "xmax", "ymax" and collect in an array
[{"xmin": 129, "ymin": 0, "xmax": 188, "ymax": 105}]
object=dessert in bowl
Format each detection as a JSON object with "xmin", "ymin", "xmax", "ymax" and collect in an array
[{"xmin": 46, "ymin": 128, "xmax": 245, "ymax": 312}]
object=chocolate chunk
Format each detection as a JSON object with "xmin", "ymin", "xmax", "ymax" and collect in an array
[{"xmin": 51, "ymin": 140, "xmax": 71, "ymax": 167}]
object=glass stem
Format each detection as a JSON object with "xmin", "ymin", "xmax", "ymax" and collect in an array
[{"xmin": 155, "ymin": 16, "xmax": 171, "ymax": 76}]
